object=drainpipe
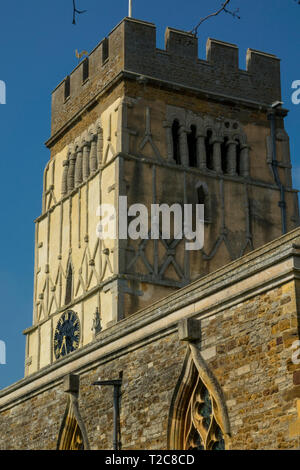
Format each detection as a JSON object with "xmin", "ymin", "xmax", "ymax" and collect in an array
[{"xmin": 268, "ymin": 105, "xmax": 287, "ymax": 234}]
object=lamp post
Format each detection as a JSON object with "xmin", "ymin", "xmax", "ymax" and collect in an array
[{"xmin": 93, "ymin": 379, "xmax": 122, "ymax": 450}]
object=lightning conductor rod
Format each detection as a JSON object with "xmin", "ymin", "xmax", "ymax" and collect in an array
[{"xmin": 129, "ymin": 0, "xmax": 132, "ymax": 17}]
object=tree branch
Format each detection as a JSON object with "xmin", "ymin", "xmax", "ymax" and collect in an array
[
  {"xmin": 191, "ymin": 0, "xmax": 240, "ymax": 36},
  {"xmin": 72, "ymin": 0, "xmax": 87, "ymax": 25}
]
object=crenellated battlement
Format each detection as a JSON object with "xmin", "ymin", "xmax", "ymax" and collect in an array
[{"xmin": 50, "ymin": 17, "xmax": 281, "ymax": 140}]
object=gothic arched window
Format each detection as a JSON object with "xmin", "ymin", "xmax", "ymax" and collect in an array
[
  {"xmin": 188, "ymin": 125, "xmax": 197, "ymax": 168},
  {"xmin": 205, "ymin": 130, "xmax": 213, "ymax": 170},
  {"xmin": 184, "ymin": 372, "xmax": 225, "ymax": 450},
  {"xmin": 168, "ymin": 346, "xmax": 229, "ymax": 451},
  {"xmin": 172, "ymin": 120, "xmax": 181, "ymax": 165}
]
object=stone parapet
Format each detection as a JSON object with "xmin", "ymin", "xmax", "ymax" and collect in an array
[{"xmin": 50, "ymin": 17, "xmax": 281, "ymax": 139}]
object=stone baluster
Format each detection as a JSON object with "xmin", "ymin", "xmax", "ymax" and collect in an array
[
  {"xmin": 212, "ymin": 139, "xmax": 223, "ymax": 173},
  {"xmin": 61, "ymin": 160, "xmax": 69, "ymax": 196},
  {"xmin": 240, "ymin": 144, "xmax": 250, "ymax": 177},
  {"xmin": 82, "ymin": 140, "xmax": 90, "ymax": 180},
  {"xmin": 97, "ymin": 128, "xmax": 103, "ymax": 166},
  {"xmin": 67, "ymin": 151, "xmax": 76, "ymax": 192},
  {"xmin": 196, "ymin": 133, "xmax": 207, "ymax": 170},
  {"xmin": 90, "ymin": 136, "xmax": 98, "ymax": 173},
  {"xmin": 75, "ymin": 147, "xmax": 83, "ymax": 187},
  {"xmin": 179, "ymin": 125, "xmax": 188, "ymax": 166},
  {"xmin": 227, "ymin": 140, "xmax": 238, "ymax": 176}
]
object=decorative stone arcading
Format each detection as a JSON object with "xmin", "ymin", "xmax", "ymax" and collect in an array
[
  {"xmin": 61, "ymin": 160, "xmax": 69, "ymax": 196},
  {"xmin": 75, "ymin": 143, "xmax": 83, "ymax": 188},
  {"xmin": 82, "ymin": 136, "xmax": 90, "ymax": 181},
  {"xmin": 227, "ymin": 140, "xmax": 238, "ymax": 176},
  {"xmin": 240, "ymin": 144, "xmax": 250, "ymax": 178},
  {"xmin": 89, "ymin": 136, "xmax": 98, "ymax": 172},
  {"xmin": 67, "ymin": 147, "xmax": 76, "ymax": 192},
  {"xmin": 166, "ymin": 105, "xmax": 249, "ymax": 175},
  {"xmin": 196, "ymin": 133, "xmax": 207, "ymax": 170},
  {"xmin": 62, "ymin": 118, "xmax": 103, "ymax": 198}
]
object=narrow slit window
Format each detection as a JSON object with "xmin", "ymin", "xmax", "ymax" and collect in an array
[
  {"xmin": 102, "ymin": 37, "xmax": 109, "ymax": 64},
  {"xmin": 188, "ymin": 125, "xmax": 197, "ymax": 168},
  {"xmin": 205, "ymin": 130, "xmax": 213, "ymax": 170},
  {"xmin": 82, "ymin": 58, "xmax": 89, "ymax": 83},
  {"xmin": 64, "ymin": 76, "xmax": 70, "ymax": 101},
  {"xmin": 172, "ymin": 120, "xmax": 181, "ymax": 165},
  {"xmin": 65, "ymin": 263, "xmax": 73, "ymax": 305}
]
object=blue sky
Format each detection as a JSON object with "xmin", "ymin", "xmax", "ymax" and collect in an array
[{"xmin": 0, "ymin": 0, "xmax": 299, "ymax": 389}]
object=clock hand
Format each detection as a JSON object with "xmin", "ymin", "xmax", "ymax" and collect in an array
[{"xmin": 60, "ymin": 336, "xmax": 66, "ymax": 355}]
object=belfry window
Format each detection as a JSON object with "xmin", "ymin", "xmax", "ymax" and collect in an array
[
  {"xmin": 187, "ymin": 125, "xmax": 197, "ymax": 168},
  {"xmin": 221, "ymin": 137, "xmax": 229, "ymax": 174},
  {"xmin": 172, "ymin": 120, "xmax": 181, "ymax": 165},
  {"xmin": 65, "ymin": 263, "xmax": 73, "ymax": 305},
  {"xmin": 205, "ymin": 130, "xmax": 213, "ymax": 170}
]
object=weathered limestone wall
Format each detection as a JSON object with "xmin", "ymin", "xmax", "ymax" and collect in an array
[{"xmin": 1, "ymin": 229, "xmax": 300, "ymax": 450}]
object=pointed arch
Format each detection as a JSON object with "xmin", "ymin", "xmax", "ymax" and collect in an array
[
  {"xmin": 57, "ymin": 394, "xmax": 89, "ymax": 450},
  {"xmin": 168, "ymin": 345, "xmax": 230, "ymax": 450}
]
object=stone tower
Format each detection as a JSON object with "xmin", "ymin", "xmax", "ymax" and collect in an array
[{"xmin": 23, "ymin": 17, "xmax": 299, "ymax": 376}]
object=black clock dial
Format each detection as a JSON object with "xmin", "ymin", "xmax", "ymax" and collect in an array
[{"xmin": 54, "ymin": 310, "xmax": 80, "ymax": 360}]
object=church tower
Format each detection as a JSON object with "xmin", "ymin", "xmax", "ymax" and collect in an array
[{"xmin": 23, "ymin": 17, "xmax": 299, "ymax": 376}]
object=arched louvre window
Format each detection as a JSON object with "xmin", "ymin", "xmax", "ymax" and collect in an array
[
  {"xmin": 187, "ymin": 125, "xmax": 197, "ymax": 168},
  {"xmin": 205, "ymin": 130, "xmax": 213, "ymax": 170},
  {"xmin": 172, "ymin": 120, "xmax": 181, "ymax": 165},
  {"xmin": 221, "ymin": 137, "xmax": 229, "ymax": 174},
  {"xmin": 65, "ymin": 263, "xmax": 73, "ymax": 306}
]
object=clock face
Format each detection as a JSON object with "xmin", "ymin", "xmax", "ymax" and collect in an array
[{"xmin": 54, "ymin": 310, "xmax": 80, "ymax": 360}]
